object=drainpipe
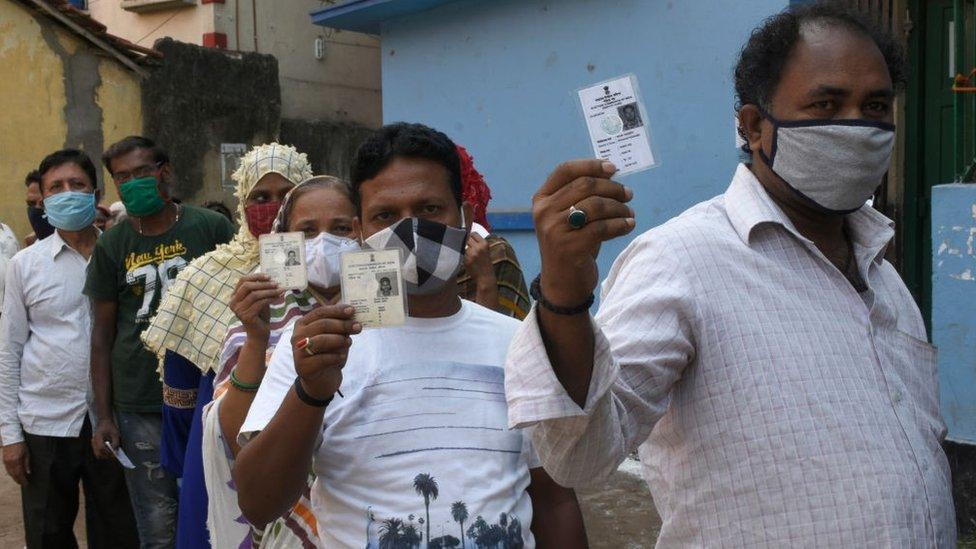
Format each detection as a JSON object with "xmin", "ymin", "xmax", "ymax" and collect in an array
[{"xmin": 954, "ymin": 0, "xmax": 965, "ymax": 178}]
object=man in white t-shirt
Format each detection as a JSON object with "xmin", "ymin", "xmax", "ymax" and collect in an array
[{"xmin": 235, "ymin": 123, "xmax": 587, "ymax": 548}]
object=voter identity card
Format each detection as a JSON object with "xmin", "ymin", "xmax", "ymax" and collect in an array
[
  {"xmin": 340, "ymin": 248, "xmax": 407, "ymax": 328},
  {"xmin": 577, "ymin": 74, "xmax": 657, "ymax": 176},
  {"xmin": 105, "ymin": 441, "xmax": 136, "ymax": 469},
  {"xmin": 259, "ymin": 232, "xmax": 308, "ymax": 291}
]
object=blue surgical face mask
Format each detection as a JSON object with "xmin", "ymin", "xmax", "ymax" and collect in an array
[{"xmin": 43, "ymin": 191, "xmax": 97, "ymax": 231}]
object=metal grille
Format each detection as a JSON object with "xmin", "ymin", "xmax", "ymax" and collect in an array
[
  {"xmin": 847, "ymin": 0, "xmax": 901, "ymax": 36},
  {"xmin": 847, "ymin": 0, "xmax": 908, "ymax": 268}
]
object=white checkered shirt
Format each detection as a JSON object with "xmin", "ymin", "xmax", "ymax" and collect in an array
[{"xmin": 505, "ymin": 164, "xmax": 956, "ymax": 547}]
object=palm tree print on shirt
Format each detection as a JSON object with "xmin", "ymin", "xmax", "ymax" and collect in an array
[
  {"xmin": 466, "ymin": 513, "xmax": 524, "ymax": 549},
  {"xmin": 365, "ymin": 472, "xmax": 523, "ymax": 548},
  {"xmin": 451, "ymin": 501, "xmax": 469, "ymax": 548},
  {"xmin": 414, "ymin": 473, "xmax": 439, "ymax": 545}
]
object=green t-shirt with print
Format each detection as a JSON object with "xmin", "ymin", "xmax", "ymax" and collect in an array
[{"xmin": 84, "ymin": 204, "xmax": 234, "ymax": 413}]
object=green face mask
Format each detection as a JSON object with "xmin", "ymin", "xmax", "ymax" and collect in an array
[{"xmin": 119, "ymin": 176, "xmax": 166, "ymax": 217}]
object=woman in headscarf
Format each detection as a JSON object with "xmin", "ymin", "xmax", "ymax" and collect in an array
[
  {"xmin": 141, "ymin": 143, "xmax": 312, "ymax": 549},
  {"xmin": 203, "ymin": 176, "xmax": 358, "ymax": 549},
  {"xmin": 454, "ymin": 144, "xmax": 531, "ymax": 319}
]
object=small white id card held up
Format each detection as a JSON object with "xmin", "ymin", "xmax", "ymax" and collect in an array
[
  {"xmin": 577, "ymin": 74, "xmax": 658, "ymax": 176},
  {"xmin": 105, "ymin": 441, "xmax": 136, "ymax": 469},
  {"xmin": 259, "ymin": 232, "xmax": 308, "ymax": 291},
  {"xmin": 340, "ymin": 248, "xmax": 407, "ymax": 328}
]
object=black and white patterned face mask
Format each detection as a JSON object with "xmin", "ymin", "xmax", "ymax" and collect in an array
[{"xmin": 363, "ymin": 214, "xmax": 468, "ymax": 296}]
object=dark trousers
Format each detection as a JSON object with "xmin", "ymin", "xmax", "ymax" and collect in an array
[{"xmin": 21, "ymin": 418, "xmax": 140, "ymax": 549}]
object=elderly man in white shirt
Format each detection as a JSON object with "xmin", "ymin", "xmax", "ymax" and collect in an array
[
  {"xmin": 505, "ymin": 4, "xmax": 956, "ymax": 547},
  {"xmin": 0, "ymin": 149, "xmax": 137, "ymax": 548}
]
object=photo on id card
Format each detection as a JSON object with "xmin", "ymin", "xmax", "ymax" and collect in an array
[
  {"xmin": 340, "ymin": 248, "xmax": 407, "ymax": 328},
  {"xmin": 259, "ymin": 232, "xmax": 308, "ymax": 290},
  {"xmin": 576, "ymin": 73, "xmax": 658, "ymax": 176}
]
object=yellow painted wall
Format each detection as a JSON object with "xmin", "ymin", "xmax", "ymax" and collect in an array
[
  {"xmin": 97, "ymin": 61, "xmax": 144, "ymax": 206},
  {"xmin": 0, "ymin": 1, "xmax": 69, "ymax": 241},
  {"xmin": 0, "ymin": 1, "xmax": 143, "ymax": 241}
]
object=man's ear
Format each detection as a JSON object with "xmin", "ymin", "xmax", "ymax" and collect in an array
[
  {"xmin": 461, "ymin": 201, "xmax": 475, "ymax": 230},
  {"xmin": 157, "ymin": 164, "xmax": 173, "ymax": 199},
  {"xmin": 738, "ymin": 104, "xmax": 765, "ymax": 155}
]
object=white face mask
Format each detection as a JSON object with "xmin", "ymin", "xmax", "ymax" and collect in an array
[
  {"xmin": 759, "ymin": 113, "xmax": 895, "ymax": 213},
  {"xmin": 305, "ymin": 232, "xmax": 360, "ymax": 288}
]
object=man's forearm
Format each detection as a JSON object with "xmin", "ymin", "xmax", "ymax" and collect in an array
[
  {"xmin": 474, "ymin": 280, "xmax": 500, "ymax": 311},
  {"xmin": 234, "ymin": 388, "xmax": 325, "ymax": 527},
  {"xmin": 91, "ymin": 358, "xmax": 113, "ymax": 420},
  {"xmin": 527, "ymin": 467, "xmax": 588, "ymax": 547},
  {"xmin": 0, "ymin": 348, "xmax": 24, "ymax": 445},
  {"xmin": 0, "ymin": 370, "xmax": 23, "ymax": 445},
  {"xmin": 90, "ymin": 336, "xmax": 114, "ymax": 421},
  {"xmin": 537, "ymin": 307, "xmax": 596, "ymax": 407},
  {"xmin": 90, "ymin": 300, "xmax": 118, "ymax": 423}
]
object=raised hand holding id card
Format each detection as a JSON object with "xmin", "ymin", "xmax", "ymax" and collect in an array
[
  {"xmin": 340, "ymin": 248, "xmax": 407, "ymax": 328},
  {"xmin": 259, "ymin": 232, "xmax": 308, "ymax": 290},
  {"xmin": 577, "ymin": 74, "xmax": 657, "ymax": 176}
]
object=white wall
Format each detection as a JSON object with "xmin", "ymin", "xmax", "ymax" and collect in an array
[
  {"xmin": 86, "ymin": 0, "xmax": 214, "ymax": 48},
  {"xmin": 218, "ymin": 0, "xmax": 381, "ymax": 126},
  {"xmin": 86, "ymin": 0, "xmax": 382, "ymax": 127}
]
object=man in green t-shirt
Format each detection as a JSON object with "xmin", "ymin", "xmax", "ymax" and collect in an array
[{"xmin": 84, "ymin": 136, "xmax": 234, "ymax": 547}]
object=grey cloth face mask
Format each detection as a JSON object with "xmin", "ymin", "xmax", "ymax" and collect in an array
[{"xmin": 758, "ymin": 113, "xmax": 895, "ymax": 213}]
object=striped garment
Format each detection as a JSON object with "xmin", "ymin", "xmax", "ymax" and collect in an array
[
  {"xmin": 456, "ymin": 234, "xmax": 530, "ymax": 320},
  {"xmin": 202, "ymin": 288, "xmax": 321, "ymax": 549}
]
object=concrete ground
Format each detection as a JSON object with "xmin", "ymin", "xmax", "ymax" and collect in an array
[
  {"xmin": 578, "ymin": 457, "xmax": 662, "ymax": 548},
  {"xmin": 1, "ymin": 458, "xmax": 971, "ymax": 548},
  {"xmin": 0, "ymin": 457, "xmax": 660, "ymax": 548}
]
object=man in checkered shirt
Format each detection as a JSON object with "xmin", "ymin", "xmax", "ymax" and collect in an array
[{"xmin": 505, "ymin": 3, "xmax": 956, "ymax": 547}]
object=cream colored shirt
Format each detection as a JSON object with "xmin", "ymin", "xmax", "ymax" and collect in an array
[
  {"xmin": 505, "ymin": 164, "xmax": 955, "ymax": 547},
  {"xmin": 0, "ymin": 231, "xmax": 91, "ymax": 445}
]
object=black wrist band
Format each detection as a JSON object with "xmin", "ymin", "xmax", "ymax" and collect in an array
[
  {"xmin": 293, "ymin": 378, "xmax": 334, "ymax": 408},
  {"xmin": 530, "ymin": 274, "xmax": 594, "ymax": 315}
]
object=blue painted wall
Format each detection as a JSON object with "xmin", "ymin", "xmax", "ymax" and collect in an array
[
  {"xmin": 931, "ymin": 184, "xmax": 976, "ymax": 444},
  {"xmin": 378, "ymin": 0, "xmax": 787, "ymax": 283}
]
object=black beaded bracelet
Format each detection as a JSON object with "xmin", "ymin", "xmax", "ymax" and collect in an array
[
  {"xmin": 293, "ymin": 378, "xmax": 334, "ymax": 408},
  {"xmin": 530, "ymin": 275, "xmax": 595, "ymax": 315}
]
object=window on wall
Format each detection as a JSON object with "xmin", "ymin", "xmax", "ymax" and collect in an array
[{"xmin": 67, "ymin": 0, "xmax": 86, "ymax": 9}]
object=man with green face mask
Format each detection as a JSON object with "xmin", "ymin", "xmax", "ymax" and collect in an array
[{"xmin": 84, "ymin": 136, "xmax": 234, "ymax": 548}]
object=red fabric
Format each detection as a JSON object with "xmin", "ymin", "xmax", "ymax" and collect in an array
[
  {"xmin": 456, "ymin": 145, "xmax": 492, "ymax": 231},
  {"xmin": 244, "ymin": 201, "xmax": 282, "ymax": 237},
  {"xmin": 202, "ymin": 33, "xmax": 228, "ymax": 49}
]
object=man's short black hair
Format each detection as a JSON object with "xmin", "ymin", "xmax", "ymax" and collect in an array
[
  {"xmin": 25, "ymin": 170, "xmax": 41, "ymax": 187},
  {"xmin": 203, "ymin": 200, "xmax": 234, "ymax": 223},
  {"xmin": 37, "ymin": 149, "xmax": 98, "ymax": 191},
  {"xmin": 350, "ymin": 122, "xmax": 462, "ymax": 210},
  {"xmin": 734, "ymin": 1, "xmax": 908, "ymax": 151},
  {"xmin": 102, "ymin": 135, "xmax": 170, "ymax": 174}
]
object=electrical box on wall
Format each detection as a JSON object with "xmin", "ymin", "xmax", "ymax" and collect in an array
[
  {"xmin": 314, "ymin": 37, "xmax": 326, "ymax": 60},
  {"xmin": 220, "ymin": 143, "xmax": 247, "ymax": 191}
]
